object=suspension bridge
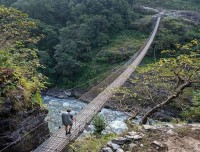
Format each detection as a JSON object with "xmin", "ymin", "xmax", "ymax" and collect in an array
[
  {"xmin": 32, "ymin": 13, "xmax": 162, "ymax": 152},
  {"xmin": 0, "ymin": 13, "xmax": 163, "ymax": 152}
]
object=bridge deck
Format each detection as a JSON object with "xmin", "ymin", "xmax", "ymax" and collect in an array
[{"xmin": 34, "ymin": 15, "xmax": 161, "ymax": 152}]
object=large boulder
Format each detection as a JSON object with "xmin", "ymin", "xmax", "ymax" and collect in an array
[
  {"xmin": 101, "ymin": 147, "xmax": 113, "ymax": 152},
  {"xmin": 0, "ymin": 105, "xmax": 50, "ymax": 152},
  {"xmin": 116, "ymin": 148, "xmax": 124, "ymax": 152},
  {"xmin": 107, "ymin": 141, "xmax": 121, "ymax": 150},
  {"xmin": 143, "ymin": 125, "xmax": 156, "ymax": 130},
  {"xmin": 112, "ymin": 137, "xmax": 131, "ymax": 145}
]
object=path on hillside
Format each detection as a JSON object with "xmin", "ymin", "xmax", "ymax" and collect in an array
[{"xmin": 34, "ymin": 13, "xmax": 163, "ymax": 152}]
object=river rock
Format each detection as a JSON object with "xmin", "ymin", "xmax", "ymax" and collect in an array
[
  {"xmin": 127, "ymin": 131, "xmax": 137, "ymax": 136},
  {"xmin": 45, "ymin": 87, "xmax": 62, "ymax": 96},
  {"xmin": 58, "ymin": 95, "xmax": 67, "ymax": 99},
  {"xmin": 64, "ymin": 91, "xmax": 72, "ymax": 96},
  {"xmin": 165, "ymin": 124, "xmax": 174, "ymax": 129},
  {"xmin": 152, "ymin": 140, "xmax": 164, "ymax": 148},
  {"xmin": 125, "ymin": 135, "xmax": 135, "ymax": 139},
  {"xmin": 143, "ymin": 125, "xmax": 156, "ymax": 130},
  {"xmin": 116, "ymin": 148, "xmax": 124, "ymax": 152},
  {"xmin": 167, "ymin": 129, "xmax": 176, "ymax": 135},
  {"xmin": 0, "ymin": 104, "xmax": 49, "ymax": 152},
  {"xmin": 112, "ymin": 137, "xmax": 131, "ymax": 145},
  {"xmin": 102, "ymin": 147, "xmax": 113, "ymax": 152},
  {"xmin": 107, "ymin": 141, "xmax": 121, "ymax": 150},
  {"xmin": 128, "ymin": 143, "xmax": 137, "ymax": 149},
  {"xmin": 133, "ymin": 134, "xmax": 143, "ymax": 140}
]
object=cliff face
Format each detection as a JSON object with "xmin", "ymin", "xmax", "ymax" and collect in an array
[{"xmin": 0, "ymin": 97, "xmax": 50, "ymax": 152}]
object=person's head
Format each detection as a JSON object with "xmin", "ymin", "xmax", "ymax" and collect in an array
[{"xmin": 67, "ymin": 109, "xmax": 71, "ymax": 113}]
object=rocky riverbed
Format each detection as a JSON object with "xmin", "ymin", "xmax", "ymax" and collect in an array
[
  {"xmin": 44, "ymin": 86, "xmax": 180, "ymax": 123},
  {"xmin": 43, "ymin": 96, "xmax": 130, "ymax": 135},
  {"xmin": 44, "ymin": 87, "xmax": 84, "ymax": 99}
]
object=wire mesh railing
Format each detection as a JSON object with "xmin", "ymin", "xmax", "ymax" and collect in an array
[
  {"xmin": 1, "ymin": 14, "xmax": 162, "ymax": 152},
  {"xmin": 34, "ymin": 15, "xmax": 162, "ymax": 152},
  {"xmin": 78, "ymin": 18, "xmax": 159, "ymax": 102}
]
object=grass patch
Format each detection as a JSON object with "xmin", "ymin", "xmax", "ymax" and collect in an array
[
  {"xmin": 103, "ymin": 30, "xmax": 147, "ymax": 53},
  {"xmin": 71, "ymin": 133, "xmax": 117, "ymax": 152}
]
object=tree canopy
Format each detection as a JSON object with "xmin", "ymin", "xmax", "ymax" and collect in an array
[
  {"xmin": 121, "ymin": 40, "xmax": 200, "ymax": 123},
  {"xmin": 0, "ymin": 6, "xmax": 45, "ymax": 111},
  {"xmin": 1, "ymin": 0, "xmax": 199, "ymax": 88},
  {"xmin": 1, "ymin": 0, "xmax": 141, "ymax": 86}
]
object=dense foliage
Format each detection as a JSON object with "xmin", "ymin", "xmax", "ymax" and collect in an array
[
  {"xmin": 0, "ymin": 6, "xmax": 45, "ymax": 110},
  {"xmin": 1, "ymin": 0, "xmax": 199, "ymax": 88},
  {"xmin": 119, "ymin": 40, "xmax": 200, "ymax": 123},
  {"xmin": 0, "ymin": 0, "xmax": 147, "ymax": 87},
  {"xmin": 150, "ymin": 18, "xmax": 200, "ymax": 58}
]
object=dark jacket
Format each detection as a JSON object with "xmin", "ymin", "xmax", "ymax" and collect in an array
[{"xmin": 62, "ymin": 112, "xmax": 73, "ymax": 126}]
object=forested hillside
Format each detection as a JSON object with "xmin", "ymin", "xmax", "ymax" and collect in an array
[
  {"xmin": 0, "ymin": 0, "xmax": 147, "ymax": 87},
  {"xmin": 1, "ymin": 0, "xmax": 199, "ymax": 88},
  {"xmin": 1, "ymin": 1, "xmax": 200, "ymax": 151},
  {"xmin": 0, "ymin": 6, "xmax": 45, "ymax": 108},
  {"xmin": 0, "ymin": 7, "xmax": 50, "ymax": 151}
]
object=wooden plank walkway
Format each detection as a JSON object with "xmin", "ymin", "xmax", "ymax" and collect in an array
[{"xmin": 33, "ymin": 15, "xmax": 162, "ymax": 152}]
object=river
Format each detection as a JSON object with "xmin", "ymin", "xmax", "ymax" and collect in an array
[{"xmin": 43, "ymin": 96, "xmax": 131, "ymax": 135}]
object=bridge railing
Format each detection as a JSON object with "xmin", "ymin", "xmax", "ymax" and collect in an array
[
  {"xmin": 79, "ymin": 17, "xmax": 158, "ymax": 102},
  {"xmin": 1, "ymin": 15, "xmax": 162, "ymax": 152},
  {"xmin": 34, "ymin": 15, "xmax": 162, "ymax": 152}
]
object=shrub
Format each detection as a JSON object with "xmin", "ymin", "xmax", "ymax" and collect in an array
[{"xmin": 92, "ymin": 115, "xmax": 106, "ymax": 134}]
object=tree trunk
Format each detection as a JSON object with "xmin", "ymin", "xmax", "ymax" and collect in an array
[{"xmin": 141, "ymin": 81, "xmax": 191, "ymax": 124}]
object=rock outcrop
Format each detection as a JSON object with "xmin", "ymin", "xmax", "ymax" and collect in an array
[
  {"xmin": 0, "ymin": 99, "xmax": 50, "ymax": 152},
  {"xmin": 45, "ymin": 87, "xmax": 85, "ymax": 99},
  {"xmin": 101, "ymin": 124, "xmax": 200, "ymax": 152}
]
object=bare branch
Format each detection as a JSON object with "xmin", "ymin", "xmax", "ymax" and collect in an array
[{"xmin": 141, "ymin": 81, "xmax": 191, "ymax": 124}]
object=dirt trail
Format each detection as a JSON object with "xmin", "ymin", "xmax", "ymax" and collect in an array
[
  {"xmin": 165, "ymin": 136, "xmax": 200, "ymax": 152},
  {"xmin": 124, "ymin": 124, "xmax": 200, "ymax": 152}
]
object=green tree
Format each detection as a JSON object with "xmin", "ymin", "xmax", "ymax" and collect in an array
[
  {"xmin": 36, "ymin": 22, "xmax": 58, "ymax": 83},
  {"xmin": 120, "ymin": 40, "xmax": 200, "ymax": 124},
  {"xmin": 139, "ymin": 40, "xmax": 200, "ymax": 124},
  {"xmin": 93, "ymin": 115, "xmax": 106, "ymax": 134},
  {"xmin": 0, "ymin": 6, "xmax": 45, "ymax": 110}
]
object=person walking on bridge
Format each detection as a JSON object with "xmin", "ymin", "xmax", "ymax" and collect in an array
[{"xmin": 62, "ymin": 109, "xmax": 74, "ymax": 135}]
